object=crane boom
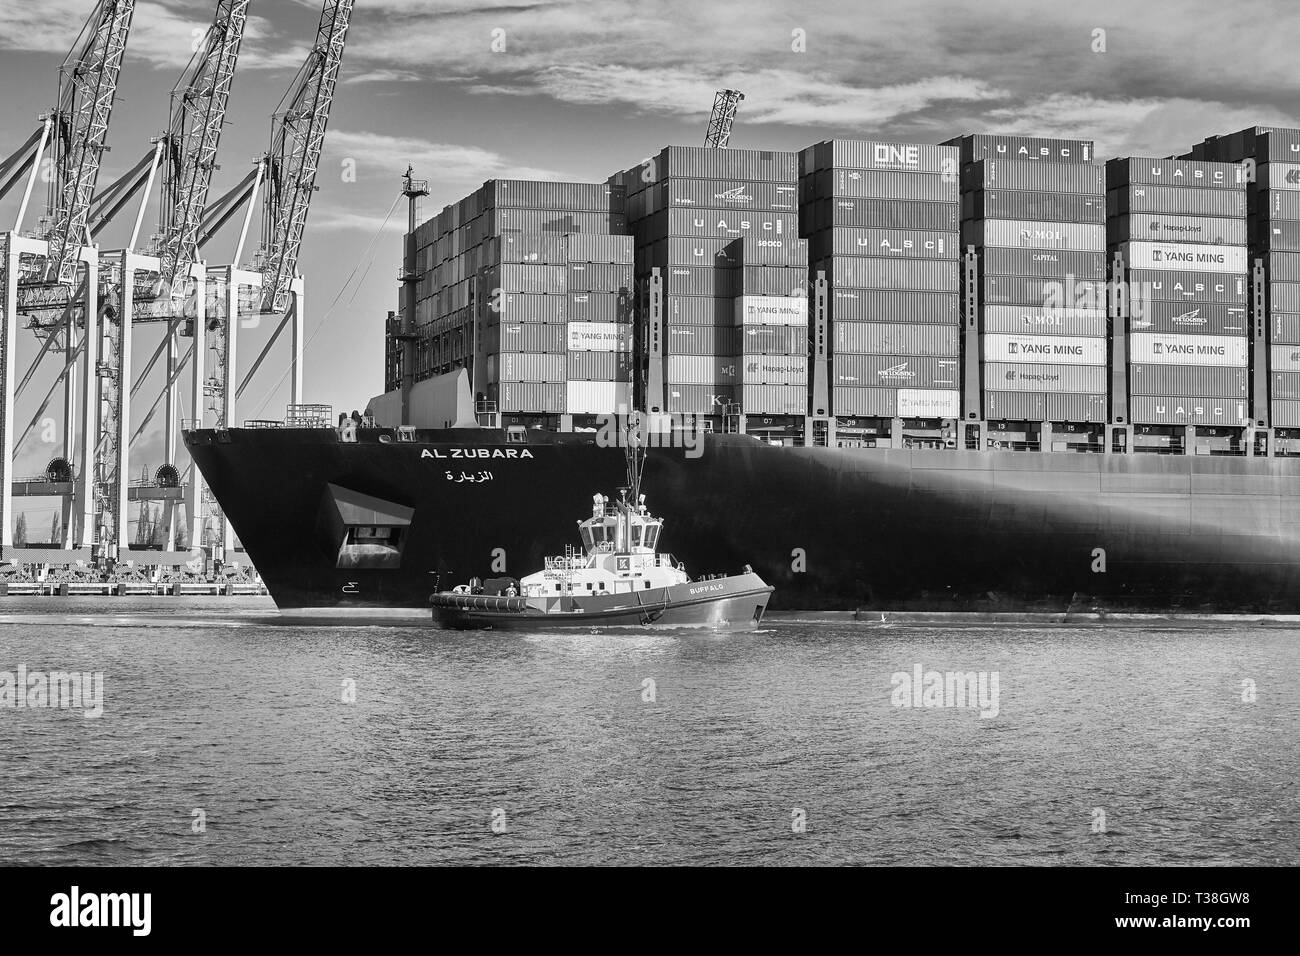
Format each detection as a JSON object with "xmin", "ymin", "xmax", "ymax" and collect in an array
[
  {"xmin": 704, "ymin": 89, "xmax": 744, "ymax": 149},
  {"xmin": 158, "ymin": 0, "xmax": 250, "ymax": 305},
  {"xmin": 43, "ymin": 0, "xmax": 136, "ymax": 286},
  {"xmin": 258, "ymin": 0, "xmax": 353, "ymax": 313}
]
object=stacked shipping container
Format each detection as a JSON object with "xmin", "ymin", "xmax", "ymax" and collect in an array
[
  {"xmin": 950, "ymin": 134, "xmax": 1107, "ymax": 423},
  {"xmin": 799, "ymin": 139, "xmax": 962, "ymax": 419},
  {"xmin": 1190, "ymin": 127, "xmax": 1300, "ymax": 427},
  {"xmin": 1106, "ymin": 158, "xmax": 1250, "ymax": 426},
  {"xmin": 409, "ymin": 180, "xmax": 631, "ymax": 416},
  {"xmin": 618, "ymin": 146, "xmax": 806, "ymax": 417}
]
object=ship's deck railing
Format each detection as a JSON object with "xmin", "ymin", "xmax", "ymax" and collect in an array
[
  {"xmin": 284, "ymin": 403, "xmax": 334, "ymax": 428},
  {"xmin": 242, "ymin": 419, "xmax": 284, "ymax": 429}
]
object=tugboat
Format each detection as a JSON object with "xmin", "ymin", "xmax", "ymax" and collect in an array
[{"xmin": 429, "ymin": 425, "xmax": 774, "ymax": 631}]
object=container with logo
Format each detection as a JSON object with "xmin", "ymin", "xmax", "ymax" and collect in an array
[
  {"xmin": 1127, "ymin": 333, "xmax": 1248, "ymax": 367},
  {"xmin": 1106, "ymin": 187, "xmax": 1246, "ymax": 218},
  {"xmin": 666, "ymin": 384, "xmax": 736, "ymax": 414},
  {"xmin": 809, "ymin": 227, "xmax": 957, "ymax": 259},
  {"xmin": 806, "ymin": 197, "xmax": 959, "ymax": 232},
  {"xmin": 978, "ymin": 248, "xmax": 1106, "ymax": 279},
  {"xmin": 962, "ymin": 219, "xmax": 1105, "ymax": 251},
  {"xmin": 643, "ymin": 208, "xmax": 799, "ymax": 241},
  {"xmin": 736, "ymin": 295, "xmax": 809, "ymax": 327},
  {"xmin": 1129, "ymin": 396, "xmax": 1249, "ymax": 425},
  {"xmin": 640, "ymin": 178, "xmax": 799, "ymax": 213},
  {"xmin": 567, "ymin": 322, "xmax": 633, "ymax": 352},
  {"xmin": 498, "ymin": 382, "xmax": 566, "ymax": 413},
  {"xmin": 830, "ymin": 290, "xmax": 960, "ymax": 324},
  {"xmin": 1125, "ymin": 301, "xmax": 1246, "ymax": 336},
  {"xmin": 666, "ymin": 355, "xmax": 742, "ymax": 385},
  {"xmin": 1117, "ymin": 241, "xmax": 1247, "ymax": 275},
  {"xmin": 1106, "ymin": 158, "xmax": 1246, "ymax": 190},
  {"xmin": 1126, "ymin": 270, "xmax": 1247, "ymax": 304},
  {"xmin": 943, "ymin": 134, "xmax": 1094, "ymax": 165},
  {"xmin": 832, "ymin": 354, "xmax": 959, "ymax": 389},
  {"xmin": 982, "ymin": 334, "xmax": 1107, "ymax": 366},
  {"xmin": 980, "ymin": 306, "xmax": 1107, "ymax": 336},
  {"xmin": 1110, "ymin": 214, "xmax": 1247, "ymax": 246},
  {"xmin": 802, "ymin": 140, "xmax": 960, "ymax": 175},
  {"xmin": 983, "ymin": 363, "xmax": 1106, "ymax": 393},
  {"xmin": 738, "ymin": 354, "xmax": 808, "ymax": 385}
]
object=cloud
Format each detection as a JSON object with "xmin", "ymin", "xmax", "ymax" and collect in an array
[{"xmin": 324, "ymin": 131, "xmax": 565, "ymax": 184}]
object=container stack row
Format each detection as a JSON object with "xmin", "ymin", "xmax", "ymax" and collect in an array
[
  {"xmin": 1190, "ymin": 127, "xmax": 1300, "ymax": 427},
  {"xmin": 1107, "ymin": 158, "xmax": 1250, "ymax": 426},
  {"xmin": 950, "ymin": 134, "xmax": 1108, "ymax": 423},
  {"xmin": 618, "ymin": 145, "xmax": 803, "ymax": 417},
  {"xmin": 799, "ymin": 139, "xmax": 962, "ymax": 420}
]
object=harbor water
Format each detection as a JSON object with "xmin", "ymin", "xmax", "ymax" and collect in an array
[{"xmin": 0, "ymin": 597, "xmax": 1295, "ymax": 866}]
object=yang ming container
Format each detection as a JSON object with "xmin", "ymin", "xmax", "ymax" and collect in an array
[
  {"xmin": 1118, "ymin": 241, "xmax": 1247, "ymax": 275},
  {"xmin": 982, "ymin": 334, "xmax": 1107, "ymax": 365},
  {"xmin": 1127, "ymin": 332, "xmax": 1248, "ymax": 367}
]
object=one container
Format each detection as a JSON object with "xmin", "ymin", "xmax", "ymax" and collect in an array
[
  {"xmin": 736, "ymin": 295, "xmax": 809, "ymax": 327},
  {"xmin": 982, "ymin": 362, "xmax": 1106, "ymax": 392},
  {"xmin": 982, "ymin": 334, "xmax": 1107, "ymax": 365},
  {"xmin": 964, "ymin": 159, "xmax": 1105, "ymax": 194},
  {"xmin": 980, "ymin": 305, "xmax": 1107, "ymax": 337},
  {"xmin": 962, "ymin": 219, "xmax": 1105, "ymax": 251},
  {"xmin": 803, "ymin": 139, "xmax": 960, "ymax": 175},
  {"xmin": 1129, "ymin": 364, "xmax": 1248, "ymax": 396},
  {"xmin": 497, "ymin": 381, "xmax": 566, "ymax": 413},
  {"xmin": 489, "ymin": 351, "xmax": 567, "ymax": 383},
  {"xmin": 832, "ymin": 354, "xmax": 959, "ymax": 388},
  {"xmin": 978, "ymin": 248, "xmax": 1107, "ymax": 278},
  {"xmin": 1109, "ymin": 214, "xmax": 1247, "ymax": 246},
  {"xmin": 829, "ymin": 258, "xmax": 959, "ymax": 292},
  {"xmin": 666, "ymin": 355, "xmax": 742, "ymax": 385},
  {"xmin": 805, "ymin": 197, "xmax": 958, "ymax": 232},
  {"xmin": 829, "ymin": 289, "xmax": 960, "ymax": 324},
  {"xmin": 566, "ymin": 380, "xmax": 633, "ymax": 415},
  {"xmin": 834, "ymin": 322, "xmax": 958, "ymax": 356},
  {"xmin": 1127, "ymin": 333, "xmax": 1248, "ymax": 367},
  {"xmin": 962, "ymin": 190, "xmax": 1105, "ymax": 223},
  {"xmin": 567, "ymin": 322, "xmax": 633, "ymax": 352},
  {"xmin": 1118, "ymin": 241, "xmax": 1248, "ymax": 275},
  {"xmin": 1128, "ymin": 395, "xmax": 1250, "ymax": 425},
  {"xmin": 666, "ymin": 325, "xmax": 741, "ymax": 355},
  {"xmin": 1106, "ymin": 187, "xmax": 1246, "ymax": 218}
]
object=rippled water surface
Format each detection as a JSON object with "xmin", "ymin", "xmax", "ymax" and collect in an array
[{"xmin": 1, "ymin": 597, "xmax": 1295, "ymax": 865}]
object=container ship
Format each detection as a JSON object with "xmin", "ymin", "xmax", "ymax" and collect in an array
[{"xmin": 186, "ymin": 128, "xmax": 1300, "ymax": 617}]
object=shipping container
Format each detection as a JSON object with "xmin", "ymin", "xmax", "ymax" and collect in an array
[
  {"xmin": 1255, "ymin": 220, "xmax": 1300, "ymax": 251},
  {"xmin": 497, "ymin": 381, "xmax": 566, "ymax": 413},
  {"xmin": 650, "ymin": 145, "xmax": 799, "ymax": 183},
  {"xmin": 829, "ymin": 257, "xmax": 959, "ymax": 292},
  {"xmin": 1126, "ymin": 300, "xmax": 1247, "ymax": 335},
  {"xmin": 897, "ymin": 388, "xmax": 961, "ymax": 417},
  {"xmin": 983, "ymin": 390, "xmax": 1046, "ymax": 420},
  {"xmin": 663, "ymin": 265, "xmax": 737, "ymax": 297},
  {"xmin": 805, "ymin": 197, "xmax": 958, "ymax": 232},
  {"xmin": 980, "ymin": 305, "xmax": 1107, "ymax": 336},
  {"xmin": 490, "ymin": 233, "xmax": 567, "ymax": 264},
  {"xmin": 565, "ymin": 262, "xmax": 634, "ymax": 293},
  {"xmin": 1202, "ymin": 127, "xmax": 1300, "ymax": 164},
  {"xmin": 734, "ymin": 235, "xmax": 809, "ymax": 268},
  {"xmin": 1271, "ymin": 371, "xmax": 1300, "ymax": 400},
  {"xmin": 667, "ymin": 355, "xmax": 742, "ymax": 385},
  {"xmin": 1264, "ymin": 251, "xmax": 1300, "ymax": 282},
  {"xmin": 566, "ymin": 380, "xmax": 633, "ymax": 415},
  {"xmin": 736, "ymin": 295, "xmax": 809, "ymax": 327},
  {"xmin": 1254, "ymin": 162, "xmax": 1300, "ymax": 191},
  {"xmin": 1272, "ymin": 400, "xmax": 1300, "ymax": 427},
  {"xmin": 739, "ymin": 266, "xmax": 807, "ymax": 297},
  {"xmin": 1105, "ymin": 158, "xmax": 1247, "ymax": 190},
  {"xmin": 833, "ymin": 354, "xmax": 959, "ymax": 388},
  {"xmin": 482, "ymin": 263, "xmax": 567, "ymax": 295},
  {"xmin": 982, "ymin": 362, "xmax": 1106, "ymax": 392},
  {"xmin": 567, "ymin": 350, "xmax": 634, "ymax": 381},
  {"xmin": 667, "ymin": 325, "xmax": 741, "ymax": 355},
  {"xmin": 834, "ymin": 322, "xmax": 958, "ymax": 356},
  {"xmin": 982, "ymin": 275, "xmax": 1107, "ymax": 309},
  {"xmin": 739, "ymin": 354, "xmax": 808, "ymax": 385},
  {"xmin": 567, "ymin": 322, "xmax": 633, "ymax": 352},
  {"xmin": 1129, "ymin": 364, "xmax": 1247, "ymax": 397},
  {"xmin": 1109, "ymin": 214, "xmax": 1247, "ymax": 246},
  {"xmin": 1272, "ymin": 312, "xmax": 1300, "ymax": 344},
  {"xmin": 1256, "ymin": 190, "xmax": 1300, "ymax": 221},
  {"xmin": 944, "ymin": 134, "xmax": 1094, "ymax": 165},
  {"xmin": 665, "ymin": 383, "xmax": 736, "ymax": 414},
  {"xmin": 1126, "ymin": 269, "xmax": 1248, "ymax": 304},
  {"xmin": 641, "ymin": 207, "xmax": 799, "ymax": 241},
  {"xmin": 652, "ymin": 237, "xmax": 742, "ymax": 267},
  {"xmin": 803, "ymin": 140, "xmax": 960, "ymax": 175},
  {"xmin": 1270, "ymin": 283, "xmax": 1300, "ymax": 313},
  {"xmin": 1045, "ymin": 392, "xmax": 1108, "ymax": 422},
  {"xmin": 829, "ymin": 289, "xmax": 960, "ymax": 324},
  {"xmin": 564, "ymin": 233, "xmax": 634, "ymax": 264},
  {"xmin": 489, "ymin": 351, "xmax": 567, "ymax": 383},
  {"xmin": 833, "ymin": 386, "xmax": 895, "ymax": 417},
  {"xmin": 482, "ymin": 180, "xmax": 623, "ymax": 212},
  {"xmin": 665, "ymin": 295, "xmax": 733, "ymax": 325},
  {"xmin": 979, "ymin": 247, "xmax": 1107, "ymax": 278},
  {"xmin": 485, "ymin": 322, "xmax": 566, "ymax": 354},
  {"xmin": 808, "ymin": 168, "xmax": 959, "ymax": 202},
  {"xmin": 489, "ymin": 292, "xmax": 568, "ymax": 324},
  {"xmin": 1117, "ymin": 241, "xmax": 1247, "ymax": 275},
  {"xmin": 1128, "ymin": 332, "xmax": 1248, "ymax": 367},
  {"xmin": 808, "ymin": 227, "xmax": 957, "ymax": 259},
  {"xmin": 982, "ymin": 334, "xmax": 1107, "ymax": 365},
  {"xmin": 640, "ymin": 178, "xmax": 798, "ymax": 213},
  {"xmin": 1106, "ymin": 187, "xmax": 1246, "ymax": 218},
  {"xmin": 964, "ymin": 159, "xmax": 1105, "ymax": 194},
  {"xmin": 737, "ymin": 384, "xmax": 808, "ymax": 415},
  {"xmin": 567, "ymin": 291, "xmax": 632, "ymax": 323},
  {"xmin": 475, "ymin": 208, "xmax": 627, "ymax": 241},
  {"xmin": 962, "ymin": 189, "xmax": 1105, "ymax": 224},
  {"xmin": 739, "ymin": 323, "xmax": 807, "ymax": 355},
  {"xmin": 1270, "ymin": 343, "xmax": 1300, "ymax": 372},
  {"xmin": 1129, "ymin": 395, "xmax": 1250, "ymax": 425},
  {"xmin": 963, "ymin": 219, "xmax": 1105, "ymax": 251}
]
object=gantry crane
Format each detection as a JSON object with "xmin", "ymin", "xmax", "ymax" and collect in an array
[{"xmin": 704, "ymin": 89, "xmax": 744, "ymax": 149}]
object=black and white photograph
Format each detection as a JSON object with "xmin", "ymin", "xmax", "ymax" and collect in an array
[{"xmin": 0, "ymin": 0, "xmax": 1294, "ymax": 935}]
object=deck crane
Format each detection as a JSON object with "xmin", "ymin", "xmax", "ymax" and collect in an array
[{"xmin": 704, "ymin": 89, "xmax": 744, "ymax": 148}]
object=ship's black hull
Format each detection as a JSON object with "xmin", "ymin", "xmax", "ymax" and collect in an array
[{"xmin": 185, "ymin": 427, "xmax": 1300, "ymax": 615}]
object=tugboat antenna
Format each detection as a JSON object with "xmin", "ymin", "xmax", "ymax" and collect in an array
[{"xmin": 625, "ymin": 411, "xmax": 646, "ymax": 504}]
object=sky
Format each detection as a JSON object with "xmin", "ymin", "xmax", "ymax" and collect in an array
[{"xmin": 2, "ymin": 0, "xmax": 1300, "ymax": 530}]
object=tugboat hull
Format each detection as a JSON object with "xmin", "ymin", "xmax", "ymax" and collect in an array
[{"xmin": 430, "ymin": 573, "xmax": 773, "ymax": 631}]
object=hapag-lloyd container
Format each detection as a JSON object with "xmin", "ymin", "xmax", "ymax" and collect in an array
[
  {"xmin": 739, "ymin": 354, "xmax": 808, "ymax": 385},
  {"xmin": 666, "ymin": 325, "xmax": 740, "ymax": 355},
  {"xmin": 983, "ymin": 362, "xmax": 1106, "ymax": 393},
  {"xmin": 963, "ymin": 160, "xmax": 1105, "ymax": 194},
  {"xmin": 493, "ymin": 292, "xmax": 568, "ymax": 323},
  {"xmin": 830, "ymin": 289, "xmax": 959, "ymax": 324},
  {"xmin": 1127, "ymin": 301, "xmax": 1247, "ymax": 335},
  {"xmin": 738, "ymin": 384, "xmax": 808, "ymax": 415},
  {"xmin": 497, "ymin": 382, "xmax": 566, "ymax": 413},
  {"xmin": 1110, "ymin": 214, "xmax": 1248, "ymax": 246},
  {"xmin": 1127, "ymin": 269, "xmax": 1248, "ymax": 304},
  {"xmin": 1129, "ymin": 395, "xmax": 1249, "ymax": 425},
  {"xmin": 487, "ymin": 322, "xmax": 566, "ymax": 354},
  {"xmin": 980, "ymin": 306, "xmax": 1107, "ymax": 337},
  {"xmin": 832, "ymin": 386, "xmax": 960, "ymax": 418},
  {"xmin": 1105, "ymin": 158, "xmax": 1247, "ymax": 190},
  {"xmin": 962, "ymin": 190, "xmax": 1105, "ymax": 224},
  {"xmin": 1118, "ymin": 241, "xmax": 1247, "ymax": 275},
  {"xmin": 733, "ymin": 235, "xmax": 809, "ymax": 268},
  {"xmin": 982, "ymin": 334, "xmax": 1107, "ymax": 365},
  {"xmin": 567, "ymin": 350, "xmax": 634, "ymax": 381},
  {"xmin": 979, "ymin": 248, "xmax": 1106, "ymax": 278},
  {"xmin": 1272, "ymin": 313, "xmax": 1300, "ymax": 344},
  {"xmin": 1107, "ymin": 187, "xmax": 1246, "ymax": 218},
  {"xmin": 665, "ymin": 384, "xmax": 736, "ymax": 414},
  {"xmin": 963, "ymin": 219, "xmax": 1105, "ymax": 251},
  {"xmin": 1129, "ymin": 364, "xmax": 1247, "ymax": 397},
  {"xmin": 566, "ymin": 380, "xmax": 633, "ymax": 415},
  {"xmin": 736, "ymin": 295, "xmax": 809, "ymax": 327},
  {"xmin": 806, "ymin": 198, "xmax": 959, "ymax": 232},
  {"xmin": 834, "ymin": 322, "xmax": 959, "ymax": 356},
  {"xmin": 489, "ymin": 351, "xmax": 567, "ymax": 383},
  {"xmin": 802, "ymin": 140, "xmax": 959, "ymax": 175},
  {"xmin": 567, "ymin": 322, "xmax": 633, "ymax": 352},
  {"xmin": 740, "ymin": 324, "xmax": 806, "ymax": 355},
  {"xmin": 667, "ymin": 355, "xmax": 742, "ymax": 385},
  {"xmin": 808, "ymin": 228, "xmax": 957, "ymax": 259},
  {"xmin": 809, "ymin": 169, "xmax": 959, "ymax": 202},
  {"xmin": 1251, "ymin": 163, "xmax": 1300, "ymax": 191},
  {"xmin": 1128, "ymin": 333, "xmax": 1248, "ymax": 367},
  {"xmin": 1269, "ymin": 344, "xmax": 1300, "ymax": 372},
  {"xmin": 832, "ymin": 354, "xmax": 959, "ymax": 388},
  {"xmin": 829, "ymin": 257, "xmax": 959, "ymax": 292},
  {"xmin": 944, "ymin": 134, "xmax": 1094, "ymax": 165}
]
